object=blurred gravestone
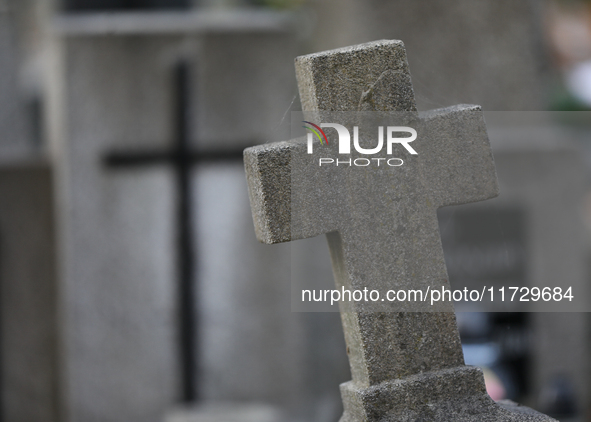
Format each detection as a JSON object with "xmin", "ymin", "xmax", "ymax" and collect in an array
[
  {"xmin": 47, "ymin": 10, "xmax": 337, "ymax": 422},
  {"xmin": 309, "ymin": 0, "xmax": 550, "ymax": 111},
  {"xmin": 439, "ymin": 118, "xmax": 591, "ymax": 416}
]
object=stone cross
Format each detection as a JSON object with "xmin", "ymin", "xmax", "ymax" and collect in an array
[{"xmin": 244, "ymin": 40, "xmax": 555, "ymax": 421}]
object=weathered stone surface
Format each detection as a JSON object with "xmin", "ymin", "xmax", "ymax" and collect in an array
[
  {"xmin": 244, "ymin": 40, "xmax": 556, "ymax": 421},
  {"xmin": 295, "ymin": 40, "xmax": 417, "ymax": 113},
  {"xmin": 340, "ymin": 367, "xmax": 553, "ymax": 422}
]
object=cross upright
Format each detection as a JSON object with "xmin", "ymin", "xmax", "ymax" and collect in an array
[{"xmin": 244, "ymin": 40, "xmax": 555, "ymax": 421}]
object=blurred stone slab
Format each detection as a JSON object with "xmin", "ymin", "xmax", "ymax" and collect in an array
[
  {"xmin": 309, "ymin": 0, "xmax": 550, "ymax": 111},
  {"xmin": 51, "ymin": 10, "xmax": 296, "ymax": 150},
  {"xmin": 194, "ymin": 163, "xmax": 351, "ymax": 420},
  {"xmin": 441, "ymin": 118, "xmax": 589, "ymax": 313},
  {"xmin": 0, "ymin": 161, "xmax": 58, "ymax": 422},
  {"xmin": 166, "ymin": 403, "xmax": 283, "ymax": 422},
  {"xmin": 48, "ymin": 10, "xmax": 296, "ymax": 422},
  {"xmin": 440, "ymin": 117, "xmax": 590, "ymax": 414},
  {"xmin": 53, "ymin": 10, "xmax": 292, "ymax": 35}
]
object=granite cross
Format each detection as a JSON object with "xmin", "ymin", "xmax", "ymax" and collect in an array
[{"xmin": 244, "ymin": 40, "xmax": 555, "ymax": 421}]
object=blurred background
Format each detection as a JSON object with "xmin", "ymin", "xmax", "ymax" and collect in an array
[{"xmin": 0, "ymin": 0, "xmax": 591, "ymax": 421}]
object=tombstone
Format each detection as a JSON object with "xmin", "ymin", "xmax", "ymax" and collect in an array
[
  {"xmin": 47, "ymin": 10, "xmax": 310, "ymax": 422},
  {"xmin": 244, "ymin": 40, "xmax": 557, "ymax": 421},
  {"xmin": 439, "ymin": 118, "xmax": 591, "ymax": 416}
]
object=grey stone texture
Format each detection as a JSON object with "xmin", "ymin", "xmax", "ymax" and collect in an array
[
  {"xmin": 48, "ymin": 11, "xmax": 299, "ymax": 422},
  {"xmin": 244, "ymin": 40, "xmax": 557, "ymax": 421},
  {"xmin": 308, "ymin": 0, "xmax": 550, "ymax": 111},
  {"xmin": 0, "ymin": 162, "xmax": 59, "ymax": 422},
  {"xmin": 340, "ymin": 367, "xmax": 552, "ymax": 422}
]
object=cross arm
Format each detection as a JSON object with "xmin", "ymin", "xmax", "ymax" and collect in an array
[
  {"xmin": 244, "ymin": 135, "xmax": 342, "ymax": 245},
  {"xmin": 244, "ymin": 141, "xmax": 294, "ymax": 244},
  {"xmin": 418, "ymin": 104, "xmax": 500, "ymax": 208}
]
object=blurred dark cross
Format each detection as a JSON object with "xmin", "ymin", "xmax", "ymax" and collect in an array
[{"xmin": 104, "ymin": 61, "xmax": 244, "ymax": 402}]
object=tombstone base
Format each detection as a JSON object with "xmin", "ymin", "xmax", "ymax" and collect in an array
[{"xmin": 339, "ymin": 366, "xmax": 556, "ymax": 422}]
